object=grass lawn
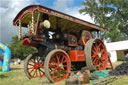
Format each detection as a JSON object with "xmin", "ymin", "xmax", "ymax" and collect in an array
[{"xmin": 0, "ymin": 61, "xmax": 128, "ymax": 85}]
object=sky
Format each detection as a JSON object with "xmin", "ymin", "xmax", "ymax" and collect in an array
[{"xmin": 0, "ymin": 0, "xmax": 94, "ymax": 44}]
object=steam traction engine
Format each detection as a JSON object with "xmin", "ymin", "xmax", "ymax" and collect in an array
[{"xmin": 13, "ymin": 5, "xmax": 111, "ymax": 82}]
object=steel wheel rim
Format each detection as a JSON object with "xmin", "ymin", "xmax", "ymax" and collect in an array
[
  {"xmin": 91, "ymin": 39, "xmax": 108, "ymax": 70},
  {"xmin": 48, "ymin": 52, "xmax": 70, "ymax": 81},
  {"xmin": 85, "ymin": 39, "xmax": 108, "ymax": 71},
  {"xmin": 44, "ymin": 49, "xmax": 71, "ymax": 82},
  {"xmin": 26, "ymin": 53, "xmax": 45, "ymax": 78}
]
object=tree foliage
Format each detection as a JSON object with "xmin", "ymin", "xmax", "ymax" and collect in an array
[
  {"xmin": 80, "ymin": 0, "xmax": 128, "ymax": 42},
  {"xmin": 7, "ymin": 36, "xmax": 37, "ymax": 59}
]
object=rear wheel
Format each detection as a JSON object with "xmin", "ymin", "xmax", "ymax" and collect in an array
[
  {"xmin": 24, "ymin": 53, "xmax": 45, "ymax": 79},
  {"xmin": 85, "ymin": 39, "xmax": 108, "ymax": 71},
  {"xmin": 44, "ymin": 49, "xmax": 71, "ymax": 82}
]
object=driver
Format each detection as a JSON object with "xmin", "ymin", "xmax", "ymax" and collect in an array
[
  {"xmin": 40, "ymin": 20, "xmax": 51, "ymax": 40},
  {"xmin": 37, "ymin": 20, "xmax": 51, "ymax": 41}
]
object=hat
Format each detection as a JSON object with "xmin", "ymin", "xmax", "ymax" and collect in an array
[{"xmin": 41, "ymin": 20, "xmax": 51, "ymax": 29}]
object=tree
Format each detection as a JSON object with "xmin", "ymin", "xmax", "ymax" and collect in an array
[
  {"xmin": 7, "ymin": 36, "xmax": 37, "ymax": 59},
  {"xmin": 80, "ymin": 0, "xmax": 128, "ymax": 42}
]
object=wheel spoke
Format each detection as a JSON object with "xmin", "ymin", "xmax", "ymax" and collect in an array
[
  {"xmin": 56, "ymin": 55, "xmax": 60, "ymax": 64},
  {"xmin": 51, "ymin": 57, "xmax": 57, "ymax": 62},
  {"xmin": 28, "ymin": 63, "xmax": 34, "ymax": 66},
  {"xmin": 56, "ymin": 73, "xmax": 60, "ymax": 79},
  {"xmin": 62, "ymin": 57, "xmax": 67, "ymax": 64},
  {"xmin": 30, "ymin": 59, "xmax": 35, "ymax": 63},
  {"xmin": 101, "ymin": 49, "xmax": 104, "ymax": 54},
  {"xmin": 61, "ymin": 56, "xmax": 65, "ymax": 64},
  {"xmin": 36, "ymin": 56, "xmax": 39, "ymax": 63},
  {"xmin": 96, "ymin": 59, "xmax": 100, "ymax": 64},
  {"xmin": 63, "ymin": 65, "xmax": 67, "ymax": 68},
  {"xmin": 62, "ymin": 71, "xmax": 65, "ymax": 77},
  {"xmin": 62, "ymin": 70, "xmax": 67, "ymax": 77},
  {"xmin": 51, "ymin": 70, "xmax": 56, "ymax": 78},
  {"xmin": 50, "ymin": 67, "xmax": 58, "ymax": 73},
  {"xmin": 93, "ymin": 58, "xmax": 99, "ymax": 65},
  {"xmin": 29, "ymin": 69, "xmax": 34, "ymax": 73},
  {"xmin": 51, "ymin": 68, "xmax": 58, "ymax": 78},
  {"xmin": 97, "ymin": 43, "xmax": 102, "ymax": 49},
  {"xmin": 93, "ymin": 46, "xmax": 97, "ymax": 52},
  {"xmin": 92, "ymin": 50, "xmax": 96, "ymax": 54},
  {"xmin": 49, "ymin": 63, "xmax": 56, "ymax": 68},
  {"xmin": 93, "ymin": 57, "xmax": 98, "ymax": 63},
  {"xmin": 92, "ymin": 51, "xmax": 97, "ymax": 57},
  {"xmin": 51, "ymin": 69, "xmax": 56, "ymax": 77},
  {"xmin": 33, "ymin": 69, "xmax": 37, "ymax": 77},
  {"xmin": 39, "ymin": 64, "xmax": 44, "ymax": 68},
  {"xmin": 50, "ymin": 60, "xmax": 58, "ymax": 66},
  {"xmin": 38, "ymin": 69, "xmax": 42, "ymax": 77},
  {"xmin": 39, "ymin": 69, "xmax": 44, "ymax": 73},
  {"xmin": 36, "ymin": 69, "xmax": 38, "ymax": 77},
  {"xmin": 28, "ymin": 67, "xmax": 34, "ymax": 69}
]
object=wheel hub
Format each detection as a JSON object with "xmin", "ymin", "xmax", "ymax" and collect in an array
[
  {"xmin": 97, "ymin": 53, "xmax": 101, "ymax": 58},
  {"xmin": 58, "ymin": 64, "xmax": 64, "ymax": 69},
  {"xmin": 34, "ymin": 64, "xmax": 40, "ymax": 69}
]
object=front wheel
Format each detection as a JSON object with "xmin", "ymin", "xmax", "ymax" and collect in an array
[
  {"xmin": 44, "ymin": 49, "xmax": 71, "ymax": 83},
  {"xmin": 24, "ymin": 53, "xmax": 45, "ymax": 79}
]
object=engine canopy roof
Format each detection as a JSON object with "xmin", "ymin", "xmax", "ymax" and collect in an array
[{"xmin": 13, "ymin": 5, "xmax": 108, "ymax": 33}]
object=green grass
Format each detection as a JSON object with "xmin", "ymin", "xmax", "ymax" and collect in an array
[
  {"xmin": 0, "ymin": 61, "xmax": 65, "ymax": 85},
  {"xmin": 0, "ymin": 61, "xmax": 128, "ymax": 85}
]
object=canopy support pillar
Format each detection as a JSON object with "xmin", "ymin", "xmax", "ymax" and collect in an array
[
  {"xmin": 16, "ymin": 20, "xmax": 22, "ymax": 40},
  {"xmin": 31, "ymin": 12, "xmax": 34, "ymax": 34}
]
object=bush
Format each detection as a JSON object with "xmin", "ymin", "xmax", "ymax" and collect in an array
[{"xmin": 7, "ymin": 36, "xmax": 37, "ymax": 60}]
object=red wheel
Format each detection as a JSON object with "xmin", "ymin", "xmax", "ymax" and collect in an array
[
  {"xmin": 24, "ymin": 53, "xmax": 45, "ymax": 79},
  {"xmin": 85, "ymin": 39, "xmax": 108, "ymax": 71},
  {"xmin": 44, "ymin": 49, "xmax": 71, "ymax": 82}
]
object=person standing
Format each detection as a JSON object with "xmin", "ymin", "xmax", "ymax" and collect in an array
[
  {"xmin": 124, "ymin": 53, "xmax": 128, "ymax": 63},
  {"xmin": 17, "ymin": 58, "xmax": 21, "ymax": 64}
]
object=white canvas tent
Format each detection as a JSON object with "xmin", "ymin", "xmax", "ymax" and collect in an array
[{"xmin": 105, "ymin": 40, "xmax": 128, "ymax": 62}]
